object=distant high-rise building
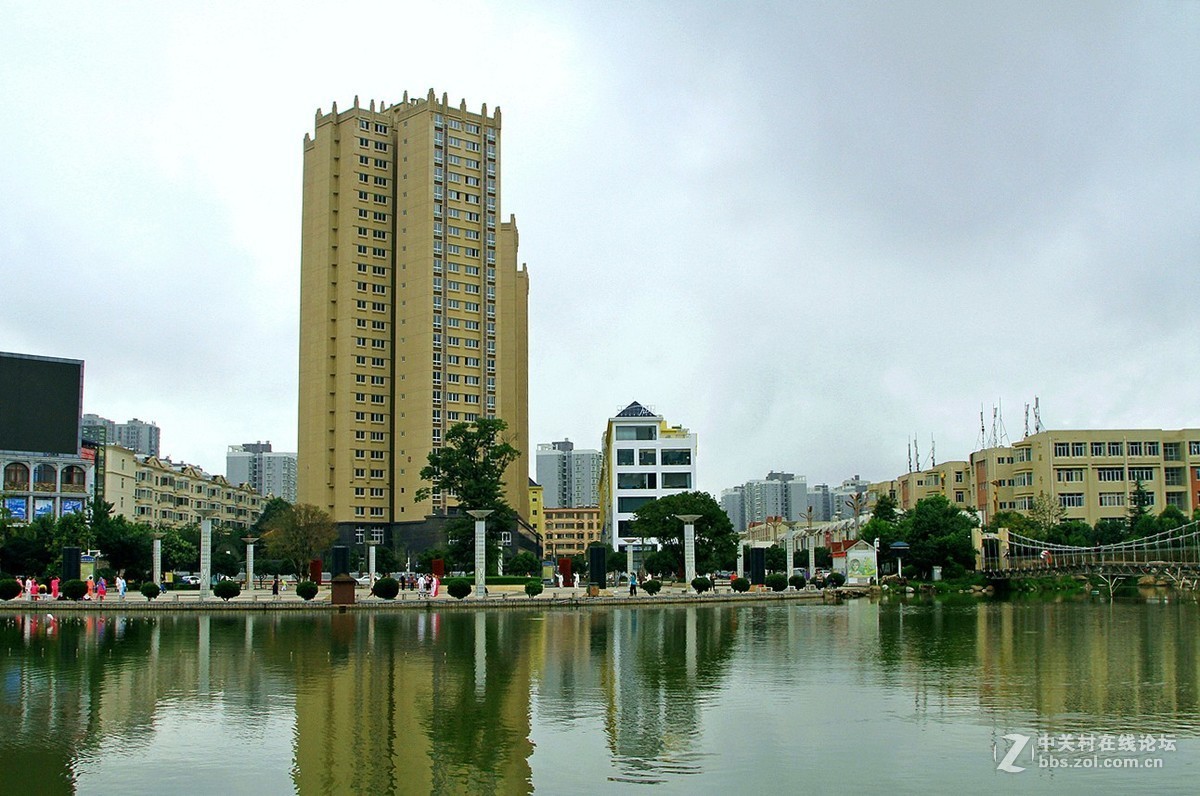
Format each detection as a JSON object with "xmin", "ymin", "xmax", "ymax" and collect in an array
[
  {"xmin": 227, "ymin": 441, "xmax": 298, "ymax": 503},
  {"xmin": 83, "ymin": 414, "xmax": 160, "ymax": 457},
  {"xmin": 535, "ymin": 439, "xmax": 602, "ymax": 508},
  {"xmin": 719, "ymin": 486, "xmax": 745, "ymax": 532},
  {"xmin": 297, "ymin": 90, "xmax": 530, "ymax": 547},
  {"xmin": 720, "ymin": 471, "xmax": 810, "ymax": 530}
]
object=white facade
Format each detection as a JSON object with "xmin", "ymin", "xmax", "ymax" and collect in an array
[{"xmin": 602, "ymin": 401, "xmax": 697, "ymax": 554}]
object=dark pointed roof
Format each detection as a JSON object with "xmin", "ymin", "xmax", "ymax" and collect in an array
[{"xmin": 616, "ymin": 401, "xmax": 657, "ymax": 418}]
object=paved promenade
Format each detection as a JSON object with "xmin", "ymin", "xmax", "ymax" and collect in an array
[{"xmin": 0, "ymin": 583, "xmax": 831, "ymax": 611}]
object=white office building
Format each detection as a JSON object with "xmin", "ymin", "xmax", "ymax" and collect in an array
[{"xmin": 601, "ymin": 401, "xmax": 697, "ymax": 565}]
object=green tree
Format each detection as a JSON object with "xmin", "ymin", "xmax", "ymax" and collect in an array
[
  {"xmin": 262, "ymin": 503, "xmax": 337, "ymax": 578},
  {"xmin": 253, "ymin": 497, "xmax": 292, "ymax": 535},
  {"xmin": 870, "ymin": 493, "xmax": 899, "ymax": 524},
  {"xmin": 1128, "ymin": 480, "xmax": 1153, "ymax": 536},
  {"xmin": 1028, "ymin": 491, "xmax": 1065, "ymax": 540},
  {"xmin": 1157, "ymin": 504, "xmax": 1188, "ymax": 532},
  {"xmin": 415, "ymin": 418, "xmax": 520, "ymax": 575},
  {"xmin": 1092, "ymin": 517, "xmax": 1128, "ymax": 546},
  {"xmin": 506, "ymin": 551, "xmax": 540, "ymax": 577},
  {"xmin": 764, "ymin": 544, "xmax": 786, "ymax": 573},
  {"xmin": 643, "ymin": 549, "xmax": 678, "ymax": 578},
  {"xmin": 986, "ymin": 510, "xmax": 1034, "ymax": 536},
  {"xmin": 630, "ymin": 491, "xmax": 737, "ymax": 575},
  {"xmin": 895, "ymin": 495, "xmax": 976, "ymax": 578}
]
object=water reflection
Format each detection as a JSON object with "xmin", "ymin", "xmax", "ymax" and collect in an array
[{"xmin": 1, "ymin": 598, "xmax": 1198, "ymax": 793}]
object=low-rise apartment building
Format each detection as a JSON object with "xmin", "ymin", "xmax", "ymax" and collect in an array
[
  {"xmin": 103, "ymin": 445, "xmax": 265, "ymax": 531},
  {"xmin": 543, "ymin": 506, "xmax": 603, "ymax": 559}
]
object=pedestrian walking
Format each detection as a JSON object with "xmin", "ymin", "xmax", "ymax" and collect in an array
[
  {"xmin": 117, "ymin": 575, "xmax": 127, "ymax": 601},
  {"xmin": 628, "ymin": 571, "xmax": 638, "ymax": 597},
  {"xmin": 26, "ymin": 577, "xmax": 37, "ymax": 602},
  {"xmin": 86, "ymin": 575, "xmax": 95, "ymax": 601},
  {"xmin": 97, "ymin": 576, "xmax": 107, "ymax": 602},
  {"xmin": 50, "ymin": 576, "xmax": 60, "ymax": 600},
  {"xmin": 272, "ymin": 576, "xmax": 280, "ymax": 597},
  {"xmin": 431, "ymin": 574, "xmax": 440, "ymax": 598}
]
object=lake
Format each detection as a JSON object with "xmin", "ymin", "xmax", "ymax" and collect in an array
[{"xmin": 2, "ymin": 595, "xmax": 1198, "ymax": 794}]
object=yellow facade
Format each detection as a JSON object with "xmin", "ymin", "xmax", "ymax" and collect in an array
[
  {"xmin": 527, "ymin": 482, "xmax": 544, "ymax": 542},
  {"xmin": 102, "ymin": 445, "xmax": 264, "ymax": 531},
  {"xmin": 543, "ymin": 506, "xmax": 604, "ymax": 558},
  {"xmin": 868, "ymin": 460, "xmax": 972, "ymax": 512},
  {"xmin": 972, "ymin": 429, "xmax": 1200, "ymax": 527},
  {"xmin": 298, "ymin": 91, "xmax": 530, "ymax": 537},
  {"xmin": 873, "ymin": 429, "xmax": 1200, "ymax": 528}
]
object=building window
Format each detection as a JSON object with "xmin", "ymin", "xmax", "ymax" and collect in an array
[
  {"xmin": 1058, "ymin": 493, "xmax": 1084, "ymax": 508},
  {"xmin": 662, "ymin": 472, "xmax": 691, "ymax": 489},
  {"xmin": 616, "ymin": 449, "xmax": 634, "ymax": 466},
  {"xmin": 1099, "ymin": 492, "xmax": 1125, "ymax": 507},
  {"xmin": 615, "ymin": 425, "xmax": 656, "ymax": 441}
]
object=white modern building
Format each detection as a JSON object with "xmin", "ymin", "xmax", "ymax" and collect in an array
[
  {"xmin": 227, "ymin": 441, "xmax": 298, "ymax": 503},
  {"xmin": 600, "ymin": 401, "xmax": 697, "ymax": 568},
  {"xmin": 535, "ymin": 439, "xmax": 603, "ymax": 508}
]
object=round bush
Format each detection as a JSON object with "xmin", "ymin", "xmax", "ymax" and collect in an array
[
  {"xmin": 524, "ymin": 579, "xmax": 544, "ymax": 598},
  {"xmin": 373, "ymin": 576, "xmax": 399, "ymax": 600},
  {"xmin": 691, "ymin": 576, "xmax": 712, "ymax": 593},
  {"xmin": 788, "ymin": 574, "xmax": 807, "ymax": 590},
  {"xmin": 63, "ymin": 579, "xmax": 88, "ymax": 601},
  {"xmin": 642, "ymin": 579, "xmax": 662, "ymax": 596},
  {"xmin": 731, "ymin": 577, "xmax": 751, "ymax": 593},
  {"xmin": 446, "ymin": 578, "xmax": 472, "ymax": 600},
  {"xmin": 295, "ymin": 581, "xmax": 319, "ymax": 601},
  {"xmin": 765, "ymin": 573, "xmax": 788, "ymax": 592},
  {"xmin": 0, "ymin": 579, "xmax": 20, "ymax": 601},
  {"xmin": 213, "ymin": 580, "xmax": 241, "ymax": 601},
  {"xmin": 827, "ymin": 572, "xmax": 846, "ymax": 588},
  {"xmin": 141, "ymin": 582, "xmax": 161, "ymax": 601}
]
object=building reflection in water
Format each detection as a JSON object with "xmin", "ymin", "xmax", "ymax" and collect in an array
[{"xmin": 1, "ymin": 598, "xmax": 1199, "ymax": 793}]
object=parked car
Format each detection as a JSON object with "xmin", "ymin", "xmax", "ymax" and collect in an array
[
  {"xmin": 355, "ymin": 574, "xmax": 373, "ymax": 587},
  {"xmin": 180, "ymin": 575, "xmax": 201, "ymax": 586}
]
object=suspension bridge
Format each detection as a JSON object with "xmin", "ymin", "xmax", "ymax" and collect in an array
[{"xmin": 974, "ymin": 520, "xmax": 1200, "ymax": 595}]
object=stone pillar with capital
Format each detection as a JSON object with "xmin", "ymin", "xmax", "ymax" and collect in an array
[
  {"xmin": 152, "ymin": 533, "xmax": 164, "ymax": 588},
  {"xmin": 676, "ymin": 514, "xmax": 701, "ymax": 589},
  {"xmin": 198, "ymin": 510, "xmax": 215, "ymax": 601},
  {"xmin": 243, "ymin": 537, "xmax": 258, "ymax": 591},
  {"xmin": 468, "ymin": 510, "xmax": 493, "ymax": 598}
]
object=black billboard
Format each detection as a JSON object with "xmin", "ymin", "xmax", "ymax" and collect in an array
[{"xmin": 0, "ymin": 352, "xmax": 84, "ymax": 455}]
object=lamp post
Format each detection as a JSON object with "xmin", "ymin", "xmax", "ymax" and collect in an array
[
  {"xmin": 242, "ymin": 536, "xmax": 258, "ymax": 591},
  {"xmin": 675, "ymin": 514, "xmax": 701, "ymax": 589},
  {"xmin": 784, "ymin": 528, "xmax": 796, "ymax": 581},
  {"xmin": 467, "ymin": 509, "xmax": 493, "ymax": 598},
  {"xmin": 197, "ymin": 508, "xmax": 216, "ymax": 601},
  {"xmin": 803, "ymin": 505, "xmax": 816, "ymax": 577}
]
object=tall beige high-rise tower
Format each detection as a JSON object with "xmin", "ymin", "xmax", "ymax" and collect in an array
[{"xmin": 298, "ymin": 90, "xmax": 530, "ymax": 547}]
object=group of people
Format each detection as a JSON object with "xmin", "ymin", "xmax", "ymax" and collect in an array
[{"xmin": 13, "ymin": 573, "xmax": 128, "ymax": 600}]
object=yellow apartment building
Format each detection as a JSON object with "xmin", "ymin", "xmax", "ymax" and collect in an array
[
  {"xmin": 527, "ymin": 480, "xmax": 544, "ymax": 541},
  {"xmin": 869, "ymin": 460, "xmax": 973, "ymax": 511},
  {"xmin": 297, "ymin": 90, "xmax": 530, "ymax": 548},
  {"xmin": 543, "ymin": 506, "xmax": 604, "ymax": 558},
  {"xmin": 102, "ymin": 445, "xmax": 264, "ymax": 531},
  {"xmin": 972, "ymin": 429, "xmax": 1200, "ymax": 527}
]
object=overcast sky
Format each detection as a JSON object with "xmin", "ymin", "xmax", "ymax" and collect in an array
[{"xmin": 2, "ymin": 1, "xmax": 1197, "ymax": 496}]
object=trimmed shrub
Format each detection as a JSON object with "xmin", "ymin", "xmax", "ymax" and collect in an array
[
  {"xmin": 827, "ymin": 572, "xmax": 846, "ymax": 588},
  {"xmin": 373, "ymin": 576, "xmax": 400, "ymax": 600},
  {"xmin": 213, "ymin": 580, "xmax": 241, "ymax": 601},
  {"xmin": 446, "ymin": 578, "xmax": 472, "ymax": 600},
  {"xmin": 788, "ymin": 574, "xmax": 807, "ymax": 590},
  {"xmin": 295, "ymin": 581, "xmax": 319, "ymax": 601},
  {"xmin": 765, "ymin": 573, "xmax": 788, "ymax": 592},
  {"xmin": 0, "ymin": 579, "xmax": 20, "ymax": 601},
  {"xmin": 731, "ymin": 577, "xmax": 751, "ymax": 593},
  {"xmin": 691, "ymin": 576, "xmax": 712, "ymax": 593},
  {"xmin": 63, "ymin": 579, "xmax": 88, "ymax": 601},
  {"xmin": 643, "ymin": 579, "xmax": 662, "ymax": 596},
  {"xmin": 141, "ymin": 582, "xmax": 161, "ymax": 601},
  {"xmin": 525, "ymin": 579, "xmax": 544, "ymax": 598}
]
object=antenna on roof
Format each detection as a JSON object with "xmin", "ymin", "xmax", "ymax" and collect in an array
[
  {"xmin": 931, "ymin": 434, "xmax": 936, "ymax": 467},
  {"xmin": 1034, "ymin": 396, "xmax": 1043, "ymax": 434}
]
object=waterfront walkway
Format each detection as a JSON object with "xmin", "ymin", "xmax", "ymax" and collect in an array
[{"xmin": 0, "ymin": 584, "xmax": 832, "ymax": 612}]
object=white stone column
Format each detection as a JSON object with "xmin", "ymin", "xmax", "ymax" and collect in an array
[
  {"xmin": 367, "ymin": 540, "xmax": 378, "ymax": 586},
  {"xmin": 736, "ymin": 541, "xmax": 744, "ymax": 580},
  {"xmin": 198, "ymin": 510, "xmax": 215, "ymax": 601},
  {"xmin": 785, "ymin": 532, "xmax": 795, "ymax": 584},
  {"xmin": 468, "ymin": 509, "xmax": 493, "ymax": 598},
  {"xmin": 807, "ymin": 532, "xmax": 816, "ymax": 577},
  {"xmin": 676, "ymin": 514, "xmax": 701, "ymax": 589},
  {"xmin": 152, "ymin": 533, "xmax": 163, "ymax": 588},
  {"xmin": 626, "ymin": 543, "xmax": 634, "ymax": 580},
  {"xmin": 243, "ymin": 536, "xmax": 258, "ymax": 591}
]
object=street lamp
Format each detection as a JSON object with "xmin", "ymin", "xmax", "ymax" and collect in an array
[
  {"xmin": 675, "ymin": 514, "xmax": 701, "ymax": 588},
  {"xmin": 467, "ymin": 509, "xmax": 493, "ymax": 598},
  {"xmin": 890, "ymin": 541, "xmax": 910, "ymax": 579}
]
